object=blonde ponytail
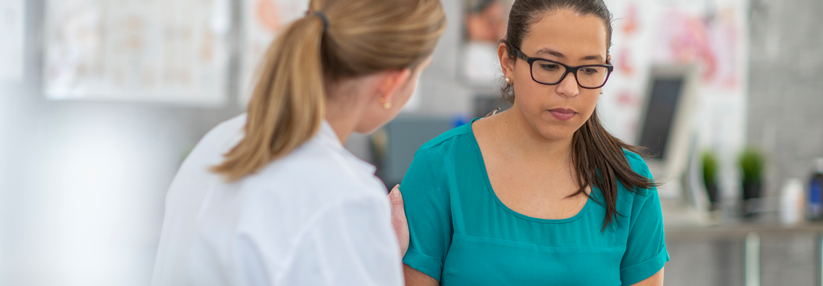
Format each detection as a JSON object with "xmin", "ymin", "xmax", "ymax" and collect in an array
[{"xmin": 213, "ymin": 0, "xmax": 446, "ymax": 181}]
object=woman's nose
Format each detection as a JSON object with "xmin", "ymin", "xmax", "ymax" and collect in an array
[{"xmin": 555, "ymin": 72, "xmax": 580, "ymax": 98}]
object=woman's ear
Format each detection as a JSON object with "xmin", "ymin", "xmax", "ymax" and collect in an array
[
  {"xmin": 377, "ymin": 68, "xmax": 412, "ymax": 104},
  {"xmin": 498, "ymin": 42, "xmax": 514, "ymax": 82}
]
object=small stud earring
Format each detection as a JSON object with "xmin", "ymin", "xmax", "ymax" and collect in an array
[
  {"xmin": 600, "ymin": 91, "xmax": 604, "ymax": 94},
  {"xmin": 505, "ymin": 77, "xmax": 511, "ymax": 84},
  {"xmin": 378, "ymin": 98, "xmax": 392, "ymax": 109}
]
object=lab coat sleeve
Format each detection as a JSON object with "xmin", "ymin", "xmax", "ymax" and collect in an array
[{"xmin": 274, "ymin": 194, "xmax": 403, "ymax": 286}]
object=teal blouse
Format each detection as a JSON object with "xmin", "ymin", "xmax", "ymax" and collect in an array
[{"xmin": 400, "ymin": 120, "xmax": 669, "ymax": 286}]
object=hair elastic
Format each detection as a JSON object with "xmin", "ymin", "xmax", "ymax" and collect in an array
[{"xmin": 315, "ymin": 12, "xmax": 329, "ymax": 33}]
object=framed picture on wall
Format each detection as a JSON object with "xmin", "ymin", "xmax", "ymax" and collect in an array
[{"xmin": 43, "ymin": 0, "xmax": 232, "ymax": 106}]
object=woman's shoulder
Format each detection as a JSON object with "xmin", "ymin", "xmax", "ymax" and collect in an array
[
  {"xmin": 621, "ymin": 149, "xmax": 649, "ymax": 174},
  {"xmin": 415, "ymin": 121, "xmax": 476, "ymax": 156},
  {"xmin": 620, "ymin": 149, "xmax": 656, "ymax": 196}
]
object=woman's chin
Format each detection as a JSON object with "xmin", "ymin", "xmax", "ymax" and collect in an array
[{"xmin": 537, "ymin": 119, "xmax": 587, "ymax": 141}]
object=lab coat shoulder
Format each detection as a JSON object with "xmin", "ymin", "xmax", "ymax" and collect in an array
[
  {"xmin": 161, "ymin": 115, "xmax": 246, "ymax": 216},
  {"xmin": 241, "ymin": 132, "xmax": 386, "ymax": 205},
  {"xmin": 186, "ymin": 114, "xmax": 247, "ymax": 168},
  {"xmin": 224, "ymin": 136, "xmax": 401, "ymax": 285}
]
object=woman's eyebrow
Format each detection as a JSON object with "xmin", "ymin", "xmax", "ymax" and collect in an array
[
  {"xmin": 535, "ymin": 48, "xmax": 603, "ymax": 61},
  {"xmin": 580, "ymin": 55, "xmax": 604, "ymax": 61},
  {"xmin": 535, "ymin": 48, "xmax": 566, "ymax": 58}
]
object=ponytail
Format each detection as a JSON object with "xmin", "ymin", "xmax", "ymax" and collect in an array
[
  {"xmin": 211, "ymin": 16, "xmax": 327, "ymax": 182},
  {"xmin": 212, "ymin": 0, "xmax": 446, "ymax": 182}
]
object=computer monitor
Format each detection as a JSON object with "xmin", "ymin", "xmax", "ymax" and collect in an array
[
  {"xmin": 373, "ymin": 116, "xmax": 455, "ymax": 189},
  {"xmin": 636, "ymin": 65, "xmax": 699, "ymax": 200},
  {"xmin": 473, "ymin": 94, "xmax": 512, "ymax": 118}
]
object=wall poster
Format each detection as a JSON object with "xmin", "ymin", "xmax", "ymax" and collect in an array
[{"xmin": 44, "ymin": 0, "xmax": 232, "ymax": 105}]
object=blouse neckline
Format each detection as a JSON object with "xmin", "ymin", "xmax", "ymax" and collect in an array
[{"xmin": 466, "ymin": 117, "xmax": 594, "ymax": 224}]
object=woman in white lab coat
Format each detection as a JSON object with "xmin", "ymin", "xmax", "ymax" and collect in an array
[{"xmin": 150, "ymin": 0, "xmax": 446, "ymax": 284}]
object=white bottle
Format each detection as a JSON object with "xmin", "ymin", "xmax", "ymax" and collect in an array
[{"xmin": 781, "ymin": 178, "xmax": 805, "ymax": 226}]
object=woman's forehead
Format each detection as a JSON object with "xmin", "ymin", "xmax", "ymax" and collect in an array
[{"xmin": 522, "ymin": 9, "xmax": 608, "ymax": 60}]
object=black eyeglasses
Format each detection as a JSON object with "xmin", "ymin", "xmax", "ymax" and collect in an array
[{"xmin": 511, "ymin": 45, "xmax": 613, "ymax": 89}]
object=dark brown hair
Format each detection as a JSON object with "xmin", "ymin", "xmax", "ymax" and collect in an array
[{"xmin": 501, "ymin": 0, "xmax": 656, "ymax": 230}]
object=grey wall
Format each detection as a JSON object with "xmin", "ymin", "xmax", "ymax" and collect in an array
[
  {"xmin": 747, "ymin": 0, "xmax": 823, "ymax": 195},
  {"xmin": 0, "ymin": 1, "xmax": 244, "ymax": 285}
]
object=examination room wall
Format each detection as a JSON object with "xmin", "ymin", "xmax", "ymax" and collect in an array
[
  {"xmin": 747, "ymin": 0, "xmax": 823, "ymax": 199},
  {"xmin": 0, "ymin": 1, "xmax": 246, "ymax": 285}
]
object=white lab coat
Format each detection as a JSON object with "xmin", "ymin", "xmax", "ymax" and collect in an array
[{"xmin": 151, "ymin": 114, "xmax": 402, "ymax": 286}]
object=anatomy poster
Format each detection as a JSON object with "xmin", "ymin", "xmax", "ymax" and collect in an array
[
  {"xmin": 0, "ymin": 0, "xmax": 24, "ymax": 81},
  {"xmin": 44, "ymin": 0, "xmax": 231, "ymax": 105},
  {"xmin": 239, "ymin": 0, "xmax": 310, "ymax": 104},
  {"xmin": 600, "ymin": 0, "xmax": 748, "ymax": 147},
  {"xmin": 599, "ymin": 0, "xmax": 749, "ymax": 200}
]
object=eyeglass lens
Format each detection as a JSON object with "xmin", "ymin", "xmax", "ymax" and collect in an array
[{"xmin": 532, "ymin": 60, "xmax": 609, "ymax": 88}]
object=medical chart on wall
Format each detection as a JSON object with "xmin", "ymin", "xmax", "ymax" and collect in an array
[
  {"xmin": 600, "ymin": 0, "xmax": 748, "ymax": 145},
  {"xmin": 600, "ymin": 0, "xmax": 749, "ymax": 200},
  {"xmin": 238, "ymin": 0, "xmax": 309, "ymax": 105},
  {"xmin": 44, "ymin": 0, "xmax": 231, "ymax": 105},
  {"xmin": 0, "ymin": 0, "xmax": 24, "ymax": 81}
]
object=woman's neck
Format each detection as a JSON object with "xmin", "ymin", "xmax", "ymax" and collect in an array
[
  {"xmin": 324, "ymin": 102, "xmax": 360, "ymax": 144},
  {"xmin": 324, "ymin": 114, "xmax": 356, "ymax": 144},
  {"xmin": 323, "ymin": 81, "xmax": 368, "ymax": 144},
  {"xmin": 494, "ymin": 105, "xmax": 574, "ymax": 164}
]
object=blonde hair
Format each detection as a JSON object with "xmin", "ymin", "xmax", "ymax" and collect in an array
[{"xmin": 212, "ymin": 0, "xmax": 447, "ymax": 181}]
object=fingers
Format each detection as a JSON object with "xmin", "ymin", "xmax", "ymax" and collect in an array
[
  {"xmin": 389, "ymin": 184, "xmax": 409, "ymax": 257},
  {"xmin": 389, "ymin": 184, "xmax": 404, "ymax": 211}
]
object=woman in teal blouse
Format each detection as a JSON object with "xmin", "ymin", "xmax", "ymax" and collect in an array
[{"xmin": 394, "ymin": 0, "xmax": 669, "ymax": 285}]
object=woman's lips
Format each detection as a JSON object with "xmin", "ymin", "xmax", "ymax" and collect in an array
[{"xmin": 548, "ymin": 108, "xmax": 577, "ymax": 121}]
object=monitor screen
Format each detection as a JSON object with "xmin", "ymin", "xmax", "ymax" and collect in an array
[
  {"xmin": 638, "ymin": 77, "xmax": 684, "ymax": 160},
  {"xmin": 378, "ymin": 117, "xmax": 454, "ymax": 187}
]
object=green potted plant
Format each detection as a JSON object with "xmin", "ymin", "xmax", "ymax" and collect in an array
[
  {"xmin": 738, "ymin": 147, "xmax": 765, "ymax": 216},
  {"xmin": 701, "ymin": 150, "xmax": 719, "ymax": 209}
]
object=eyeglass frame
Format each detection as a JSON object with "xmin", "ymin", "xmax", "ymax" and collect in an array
[{"xmin": 510, "ymin": 44, "xmax": 614, "ymax": 89}]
